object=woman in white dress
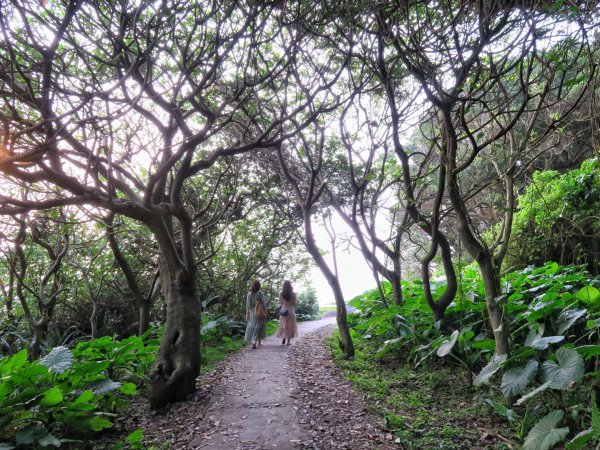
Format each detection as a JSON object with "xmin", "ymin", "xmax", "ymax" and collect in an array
[{"xmin": 276, "ymin": 280, "xmax": 298, "ymax": 345}]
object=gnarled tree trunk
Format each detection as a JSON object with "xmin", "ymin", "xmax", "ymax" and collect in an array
[
  {"xmin": 390, "ymin": 261, "xmax": 403, "ymax": 306},
  {"xmin": 445, "ymin": 140, "xmax": 509, "ymax": 356},
  {"xmin": 148, "ymin": 270, "xmax": 200, "ymax": 409},
  {"xmin": 147, "ymin": 213, "xmax": 202, "ymax": 409}
]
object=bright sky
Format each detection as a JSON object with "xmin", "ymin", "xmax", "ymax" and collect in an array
[
  {"xmin": 303, "ymin": 214, "xmax": 374, "ymax": 306},
  {"xmin": 308, "ymin": 252, "xmax": 372, "ymax": 307}
]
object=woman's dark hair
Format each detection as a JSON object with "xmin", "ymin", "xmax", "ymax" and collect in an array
[
  {"xmin": 281, "ymin": 280, "xmax": 293, "ymax": 301},
  {"xmin": 250, "ymin": 280, "xmax": 261, "ymax": 293}
]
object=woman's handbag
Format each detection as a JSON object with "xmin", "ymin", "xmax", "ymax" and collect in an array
[
  {"xmin": 254, "ymin": 295, "xmax": 267, "ymax": 320},
  {"xmin": 279, "ymin": 308, "xmax": 289, "ymax": 317}
]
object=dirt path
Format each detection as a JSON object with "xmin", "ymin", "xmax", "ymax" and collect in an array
[
  {"xmin": 189, "ymin": 318, "xmax": 337, "ymax": 449},
  {"xmin": 102, "ymin": 317, "xmax": 395, "ymax": 449}
]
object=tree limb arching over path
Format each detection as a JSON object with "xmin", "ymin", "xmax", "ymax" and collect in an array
[{"xmin": 0, "ymin": 1, "xmax": 348, "ymax": 408}]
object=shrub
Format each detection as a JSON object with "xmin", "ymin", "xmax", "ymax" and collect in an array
[
  {"xmin": 295, "ymin": 288, "xmax": 319, "ymax": 321},
  {"xmin": 0, "ymin": 331, "xmax": 158, "ymax": 448},
  {"xmin": 508, "ymin": 158, "xmax": 600, "ymax": 274}
]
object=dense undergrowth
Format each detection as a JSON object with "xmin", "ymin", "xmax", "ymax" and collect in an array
[
  {"xmin": 331, "ymin": 334, "xmax": 515, "ymax": 449},
  {"xmin": 0, "ymin": 292, "xmax": 306, "ymax": 450},
  {"xmin": 0, "ymin": 312, "xmax": 283, "ymax": 449},
  {"xmin": 333, "ymin": 262, "xmax": 599, "ymax": 450}
]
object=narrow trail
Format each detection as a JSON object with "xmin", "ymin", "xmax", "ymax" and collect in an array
[
  {"xmin": 109, "ymin": 316, "xmax": 394, "ymax": 449},
  {"xmin": 189, "ymin": 317, "xmax": 337, "ymax": 449}
]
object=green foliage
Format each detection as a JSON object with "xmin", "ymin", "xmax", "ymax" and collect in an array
[
  {"xmin": 0, "ymin": 331, "xmax": 157, "ymax": 448},
  {"xmin": 329, "ymin": 331, "xmax": 514, "ymax": 449},
  {"xmin": 474, "ymin": 355, "xmax": 508, "ymax": 386},
  {"xmin": 199, "ymin": 316, "xmax": 278, "ymax": 375},
  {"xmin": 295, "ymin": 288, "xmax": 319, "ymax": 321},
  {"xmin": 522, "ymin": 410, "xmax": 569, "ymax": 450},
  {"xmin": 40, "ymin": 346, "xmax": 73, "ymax": 375},
  {"xmin": 485, "ymin": 399, "xmax": 530, "ymax": 441},
  {"xmin": 508, "ymin": 158, "xmax": 600, "ymax": 273},
  {"xmin": 483, "ymin": 263, "xmax": 598, "ymax": 444},
  {"xmin": 200, "ymin": 335, "xmax": 246, "ymax": 376},
  {"xmin": 349, "ymin": 270, "xmax": 489, "ymax": 378},
  {"xmin": 72, "ymin": 330, "xmax": 159, "ymax": 382},
  {"xmin": 348, "ymin": 279, "xmax": 439, "ymax": 352},
  {"xmin": 348, "ymin": 262, "xmax": 599, "ymax": 446},
  {"xmin": 200, "ymin": 313, "xmax": 246, "ymax": 346},
  {"xmin": 500, "ymin": 359, "xmax": 538, "ymax": 397},
  {"xmin": 317, "ymin": 305, "xmax": 336, "ymax": 317},
  {"xmin": 265, "ymin": 319, "xmax": 278, "ymax": 337},
  {"xmin": 539, "ymin": 346, "xmax": 584, "ymax": 389},
  {"xmin": 111, "ymin": 429, "xmax": 149, "ymax": 450}
]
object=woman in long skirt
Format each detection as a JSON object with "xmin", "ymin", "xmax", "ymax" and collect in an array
[
  {"xmin": 276, "ymin": 280, "xmax": 298, "ymax": 345},
  {"xmin": 245, "ymin": 280, "xmax": 266, "ymax": 349}
]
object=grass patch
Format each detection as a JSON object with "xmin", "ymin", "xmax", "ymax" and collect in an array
[
  {"xmin": 318, "ymin": 305, "xmax": 336, "ymax": 317},
  {"xmin": 329, "ymin": 331, "xmax": 515, "ymax": 450},
  {"xmin": 200, "ymin": 336, "xmax": 246, "ymax": 375},
  {"xmin": 265, "ymin": 319, "xmax": 278, "ymax": 336}
]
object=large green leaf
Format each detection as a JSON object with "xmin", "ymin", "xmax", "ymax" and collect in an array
[
  {"xmin": 37, "ymin": 433, "xmax": 61, "ymax": 447},
  {"xmin": 0, "ymin": 350, "xmax": 28, "ymax": 377},
  {"xmin": 524, "ymin": 328, "xmax": 564, "ymax": 350},
  {"xmin": 523, "ymin": 410, "xmax": 569, "ymax": 450},
  {"xmin": 86, "ymin": 416, "xmax": 113, "ymax": 431},
  {"xmin": 437, "ymin": 330, "xmax": 458, "ymax": 357},
  {"xmin": 566, "ymin": 429, "xmax": 594, "ymax": 449},
  {"xmin": 4, "ymin": 364, "xmax": 49, "ymax": 389},
  {"xmin": 40, "ymin": 387, "xmax": 63, "ymax": 407},
  {"xmin": 74, "ymin": 390, "xmax": 95, "ymax": 404},
  {"xmin": 376, "ymin": 337, "xmax": 401, "ymax": 356},
  {"xmin": 547, "ymin": 262, "xmax": 560, "ymax": 275},
  {"xmin": 201, "ymin": 320, "xmax": 221, "ymax": 334},
  {"xmin": 126, "ymin": 429, "xmax": 144, "ymax": 444},
  {"xmin": 40, "ymin": 346, "xmax": 73, "ymax": 375},
  {"xmin": 473, "ymin": 354, "xmax": 507, "ymax": 386},
  {"xmin": 540, "ymin": 346, "xmax": 584, "ymax": 389},
  {"xmin": 557, "ymin": 308, "xmax": 587, "ymax": 334},
  {"xmin": 593, "ymin": 396, "xmax": 600, "ymax": 436},
  {"xmin": 471, "ymin": 338, "xmax": 496, "ymax": 350},
  {"xmin": 575, "ymin": 345, "xmax": 600, "ymax": 360},
  {"xmin": 485, "ymin": 399, "xmax": 519, "ymax": 423},
  {"xmin": 119, "ymin": 382, "xmax": 138, "ymax": 396},
  {"xmin": 85, "ymin": 379, "xmax": 121, "ymax": 395},
  {"xmin": 576, "ymin": 285, "xmax": 600, "ymax": 307},
  {"xmin": 500, "ymin": 359, "xmax": 538, "ymax": 397},
  {"xmin": 15, "ymin": 425, "xmax": 47, "ymax": 445}
]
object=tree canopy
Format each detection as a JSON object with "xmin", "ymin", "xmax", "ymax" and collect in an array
[{"xmin": 0, "ymin": 0, "xmax": 598, "ymax": 417}]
